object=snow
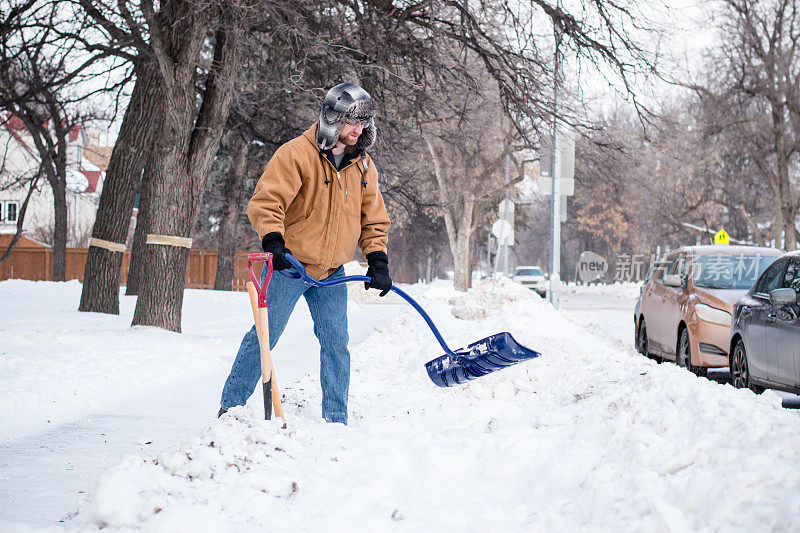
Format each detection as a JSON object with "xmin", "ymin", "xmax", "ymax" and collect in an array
[
  {"xmin": 562, "ymin": 280, "xmax": 643, "ymax": 299},
  {"xmin": 2, "ymin": 276, "xmax": 800, "ymax": 531}
]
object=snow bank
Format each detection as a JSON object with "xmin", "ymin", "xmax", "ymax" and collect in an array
[{"xmin": 40, "ymin": 276, "xmax": 800, "ymax": 531}]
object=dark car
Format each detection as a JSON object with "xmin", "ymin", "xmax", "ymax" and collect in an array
[{"xmin": 730, "ymin": 251, "xmax": 800, "ymax": 394}]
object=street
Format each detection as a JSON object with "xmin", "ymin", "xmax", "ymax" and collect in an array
[{"xmin": 560, "ymin": 289, "xmax": 800, "ymax": 408}]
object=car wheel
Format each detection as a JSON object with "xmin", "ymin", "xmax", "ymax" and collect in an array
[
  {"xmin": 636, "ymin": 319, "xmax": 649, "ymax": 356},
  {"xmin": 677, "ymin": 329, "xmax": 708, "ymax": 377},
  {"xmin": 730, "ymin": 339, "xmax": 764, "ymax": 393},
  {"xmin": 636, "ymin": 319, "xmax": 662, "ymax": 362}
]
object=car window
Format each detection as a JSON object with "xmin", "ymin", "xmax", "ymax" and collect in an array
[
  {"xmin": 781, "ymin": 259, "xmax": 800, "ymax": 292},
  {"xmin": 755, "ymin": 258, "xmax": 787, "ymax": 295},
  {"xmin": 693, "ymin": 253, "xmax": 778, "ymax": 290},
  {"xmin": 655, "ymin": 256, "xmax": 676, "ymax": 281},
  {"xmin": 514, "ymin": 267, "xmax": 542, "ymax": 276},
  {"xmin": 673, "ymin": 253, "xmax": 688, "ymax": 279}
]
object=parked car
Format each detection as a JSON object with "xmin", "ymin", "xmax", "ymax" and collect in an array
[
  {"xmin": 730, "ymin": 251, "xmax": 800, "ymax": 394},
  {"xmin": 635, "ymin": 245, "xmax": 782, "ymax": 375},
  {"xmin": 513, "ymin": 266, "xmax": 547, "ymax": 296}
]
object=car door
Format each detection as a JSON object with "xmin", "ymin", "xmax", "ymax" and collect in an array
[
  {"xmin": 661, "ymin": 252, "xmax": 688, "ymax": 357},
  {"xmin": 748, "ymin": 258, "xmax": 788, "ymax": 381},
  {"xmin": 644, "ymin": 254, "xmax": 677, "ymax": 352},
  {"xmin": 767, "ymin": 258, "xmax": 800, "ymax": 387}
]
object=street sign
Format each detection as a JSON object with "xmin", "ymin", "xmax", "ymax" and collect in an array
[
  {"xmin": 714, "ymin": 229, "xmax": 730, "ymax": 245},
  {"xmin": 498, "ymin": 199, "xmax": 515, "ymax": 245},
  {"xmin": 492, "ymin": 219, "xmax": 512, "ymax": 242},
  {"xmin": 539, "ymin": 131, "xmax": 575, "ymax": 181}
]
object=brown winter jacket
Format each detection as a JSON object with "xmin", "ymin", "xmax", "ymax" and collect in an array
[{"xmin": 246, "ymin": 123, "xmax": 390, "ymax": 280}]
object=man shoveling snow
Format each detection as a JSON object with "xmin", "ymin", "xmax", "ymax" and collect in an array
[{"xmin": 218, "ymin": 83, "xmax": 392, "ymax": 424}]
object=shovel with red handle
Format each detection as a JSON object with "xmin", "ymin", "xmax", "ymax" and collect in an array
[{"xmin": 247, "ymin": 253, "xmax": 286, "ymax": 424}]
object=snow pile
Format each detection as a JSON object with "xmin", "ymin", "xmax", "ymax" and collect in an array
[
  {"xmin": 563, "ymin": 281, "xmax": 642, "ymax": 299},
  {"xmin": 36, "ymin": 276, "xmax": 800, "ymax": 531},
  {"xmin": 449, "ymin": 276, "xmax": 543, "ymax": 320}
]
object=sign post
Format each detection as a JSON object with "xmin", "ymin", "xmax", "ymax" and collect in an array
[
  {"xmin": 499, "ymin": 198, "xmax": 515, "ymax": 275},
  {"xmin": 491, "ymin": 219, "xmax": 512, "ymax": 280}
]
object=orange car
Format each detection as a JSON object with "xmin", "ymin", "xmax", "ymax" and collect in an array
[{"xmin": 635, "ymin": 245, "xmax": 781, "ymax": 375}]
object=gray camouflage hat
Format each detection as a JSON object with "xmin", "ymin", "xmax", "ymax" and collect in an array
[{"xmin": 316, "ymin": 83, "xmax": 376, "ymax": 152}]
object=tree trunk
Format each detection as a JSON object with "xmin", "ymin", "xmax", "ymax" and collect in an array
[
  {"xmin": 214, "ymin": 133, "xmax": 249, "ymax": 291},
  {"xmin": 132, "ymin": 19, "xmax": 244, "ymax": 332},
  {"xmin": 80, "ymin": 62, "xmax": 161, "ymax": 313},
  {"xmin": 424, "ymin": 136, "xmax": 476, "ymax": 292},
  {"xmin": 51, "ymin": 178, "xmax": 67, "ymax": 281},
  {"xmin": 131, "ymin": 96, "xmax": 194, "ymax": 331},
  {"xmin": 125, "ymin": 160, "xmax": 155, "ymax": 295},
  {"xmin": 451, "ymin": 233, "xmax": 470, "ymax": 291},
  {"xmin": 450, "ymin": 198, "xmax": 474, "ymax": 292},
  {"xmin": 772, "ymin": 184, "xmax": 784, "ymax": 249}
]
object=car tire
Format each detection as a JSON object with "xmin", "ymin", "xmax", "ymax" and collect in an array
[
  {"xmin": 636, "ymin": 319, "xmax": 662, "ymax": 362},
  {"xmin": 677, "ymin": 329, "xmax": 708, "ymax": 377},
  {"xmin": 636, "ymin": 319, "xmax": 649, "ymax": 356},
  {"xmin": 730, "ymin": 339, "xmax": 764, "ymax": 394}
]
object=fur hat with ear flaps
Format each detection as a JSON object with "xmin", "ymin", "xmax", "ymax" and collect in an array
[{"xmin": 316, "ymin": 83, "xmax": 377, "ymax": 152}]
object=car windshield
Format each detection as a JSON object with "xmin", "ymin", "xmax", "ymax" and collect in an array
[
  {"xmin": 515, "ymin": 268, "xmax": 542, "ymax": 276},
  {"xmin": 693, "ymin": 254, "xmax": 777, "ymax": 290}
]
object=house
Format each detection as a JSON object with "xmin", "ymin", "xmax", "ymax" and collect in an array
[{"xmin": 0, "ymin": 113, "xmax": 111, "ymax": 246}]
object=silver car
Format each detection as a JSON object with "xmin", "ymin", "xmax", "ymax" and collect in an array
[
  {"xmin": 513, "ymin": 266, "xmax": 547, "ymax": 296},
  {"xmin": 730, "ymin": 251, "xmax": 800, "ymax": 394}
]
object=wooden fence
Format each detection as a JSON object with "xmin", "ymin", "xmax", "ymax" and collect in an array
[{"xmin": 0, "ymin": 244, "xmax": 259, "ymax": 290}]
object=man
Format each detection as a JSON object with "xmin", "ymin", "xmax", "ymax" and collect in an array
[{"xmin": 218, "ymin": 83, "xmax": 392, "ymax": 424}]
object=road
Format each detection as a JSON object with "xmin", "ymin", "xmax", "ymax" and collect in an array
[
  {"xmin": 559, "ymin": 290, "xmax": 800, "ymax": 408},
  {"xmin": 559, "ymin": 291, "xmax": 635, "ymax": 346}
]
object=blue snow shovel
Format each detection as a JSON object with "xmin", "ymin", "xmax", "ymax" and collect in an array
[{"xmin": 279, "ymin": 254, "xmax": 540, "ymax": 387}]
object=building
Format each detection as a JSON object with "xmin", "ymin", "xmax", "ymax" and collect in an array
[{"xmin": 0, "ymin": 113, "xmax": 110, "ymax": 246}]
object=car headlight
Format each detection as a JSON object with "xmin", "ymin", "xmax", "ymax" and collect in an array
[{"xmin": 695, "ymin": 303, "xmax": 732, "ymax": 326}]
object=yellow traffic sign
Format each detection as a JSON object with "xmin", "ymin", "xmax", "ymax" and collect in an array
[{"xmin": 714, "ymin": 229, "xmax": 730, "ymax": 245}]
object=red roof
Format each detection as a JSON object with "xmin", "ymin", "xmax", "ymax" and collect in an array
[{"xmin": 80, "ymin": 170, "xmax": 101, "ymax": 193}]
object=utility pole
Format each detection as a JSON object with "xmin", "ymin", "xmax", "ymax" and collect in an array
[
  {"xmin": 548, "ymin": 10, "xmax": 562, "ymax": 309},
  {"xmin": 503, "ymin": 153, "xmax": 510, "ymax": 275}
]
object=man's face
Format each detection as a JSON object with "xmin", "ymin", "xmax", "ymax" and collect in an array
[{"xmin": 338, "ymin": 120, "xmax": 365, "ymax": 146}]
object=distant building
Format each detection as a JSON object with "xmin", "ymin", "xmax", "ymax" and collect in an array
[{"xmin": 0, "ymin": 113, "xmax": 112, "ymax": 246}]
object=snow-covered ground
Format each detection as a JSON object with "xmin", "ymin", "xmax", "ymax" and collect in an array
[{"xmin": 3, "ymin": 276, "xmax": 800, "ymax": 531}]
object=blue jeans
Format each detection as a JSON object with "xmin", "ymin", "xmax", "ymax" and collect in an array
[{"xmin": 220, "ymin": 266, "xmax": 350, "ymax": 424}]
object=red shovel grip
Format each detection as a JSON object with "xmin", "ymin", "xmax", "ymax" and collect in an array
[{"xmin": 247, "ymin": 252, "xmax": 273, "ymax": 308}]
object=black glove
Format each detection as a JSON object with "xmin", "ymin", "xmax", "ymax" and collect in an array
[
  {"xmin": 261, "ymin": 232, "xmax": 293, "ymax": 271},
  {"xmin": 365, "ymin": 251, "xmax": 392, "ymax": 297}
]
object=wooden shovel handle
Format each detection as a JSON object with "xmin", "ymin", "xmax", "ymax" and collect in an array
[{"xmin": 246, "ymin": 282, "xmax": 286, "ymax": 423}]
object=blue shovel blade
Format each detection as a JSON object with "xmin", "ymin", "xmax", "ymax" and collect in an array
[{"xmin": 425, "ymin": 332, "xmax": 541, "ymax": 387}]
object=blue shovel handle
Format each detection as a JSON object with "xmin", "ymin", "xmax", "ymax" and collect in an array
[{"xmin": 278, "ymin": 254, "xmax": 459, "ymax": 357}]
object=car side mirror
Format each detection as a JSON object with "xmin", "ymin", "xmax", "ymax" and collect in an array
[
  {"xmin": 663, "ymin": 274, "xmax": 682, "ymax": 288},
  {"xmin": 769, "ymin": 288, "xmax": 797, "ymax": 307}
]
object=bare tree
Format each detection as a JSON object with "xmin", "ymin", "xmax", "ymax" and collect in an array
[
  {"xmin": 0, "ymin": 0, "xmax": 125, "ymax": 280},
  {"xmin": 130, "ymin": 0, "xmax": 251, "ymax": 331},
  {"xmin": 79, "ymin": 60, "xmax": 162, "ymax": 313},
  {"xmin": 698, "ymin": 0, "xmax": 800, "ymax": 250}
]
